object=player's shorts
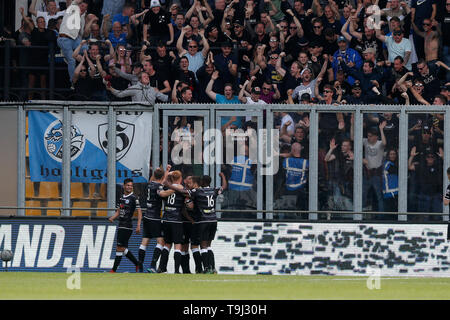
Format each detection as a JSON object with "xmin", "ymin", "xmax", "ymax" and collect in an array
[
  {"xmin": 182, "ymin": 221, "xmax": 192, "ymax": 245},
  {"xmin": 143, "ymin": 218, "xmax": 162, "ymax": 239},
  {"xmin": 198, "ymin": 221, "xmax": 217, "ymax": 242},
  {"xmin": 190, "ymin": 223, "xmax": 201, "ymax": 246},
  {"xmin": 117, "ymin": 228, "xmax": 133, "ymax": 247},
  {"xmin": 162, "ymin": 221, "xmax": 183, "ymax": 244}
]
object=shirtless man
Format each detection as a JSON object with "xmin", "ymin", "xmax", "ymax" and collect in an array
[{"xmin": 411, "ymin": 18, "xmax": 440, "ymax": 62}]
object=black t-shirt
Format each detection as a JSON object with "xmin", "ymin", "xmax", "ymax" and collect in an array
[
  {"xmin": 188, "ymin": 186, "xmax": 223, "ymax": 222},
  {"xmin": 145, "ymin": 181, "xmax": 163, "ymax": 220},
  {"xmin": 30, "ymin": 28, "xmax": 56, "ymax": 65},
  {"xmin": 415, "ymin": 63, "xmax": 441, "ymax": 103},
  {"xmin": 160, "ymin": 187, "xmax": 185, "ymax": 222},
  {"xmin": 143, "ymin": 9, "xmax": 171, "ymax": 36},
  {"xmin": 116, "ymin": 193, "xmax": 140, "ymax": 229},
  {"xmin": 74, "ymin": 76, "xmax": 92, "ymax": 99},
  {"xmin": 149, "ymin": 72, "xmax": 167, "ymax": 91},
  {"xmin": 443, "ymin": 12, "xmax": 450, "ymax": 47},
  {"xmin": 84, "ymin": 57, "xmax": 105, "ymax": 92},
  {"xmin": 150, "ymin": 52, "xmax": 172, "ymax": 75}
]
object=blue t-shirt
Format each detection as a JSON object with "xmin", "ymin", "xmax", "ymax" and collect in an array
[
  {"xmin": 112, "ymin": 14, "xmax": 129, "ymax": 26},
  {"xmin": 108, "ymin": 32, "xmax": 127, "ymax": 48}
]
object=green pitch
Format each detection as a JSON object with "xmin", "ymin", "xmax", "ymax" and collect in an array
[{"xmin": 0, "ymin": 272, "xmax": 450, "ymax": 300}]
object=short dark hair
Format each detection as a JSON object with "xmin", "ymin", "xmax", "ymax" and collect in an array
[
  {"xmin": 123, "ymin": 178, "xmax": 133, "ymax": 185},
  {"xmin": 153, "ymin": 167, "xmax": 164, "ymax": 180},
  {"xmin": 367, "ymin": 128, "xmax": 379, "ymax": 136},
  {"xmin": 181, "ymin": 87, "xmax": 191, "ymax": 95},
  {"xmin": 201, "ymin": 175, "xmax": 212, "ymax": 187},
  {"xmin": 394, "ymin": 55, "xmax": 404, "ymax": 63},
  {"xmin": 364, "ymin": 60, "xmax": 374, "ymax": 69},
  {"xmin": 434, "ymin": 94, "xmax": 448, "ymax": 104}
]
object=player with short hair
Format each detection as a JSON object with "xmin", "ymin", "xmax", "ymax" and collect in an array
[
  {"xmin": 137, "ymin": 166, "xmax": 168, "ymax": 273},
  {"xmin": 157, "ymin": 170, "xmax": 186, "ymax": 273},
  {"xmin": 109, "ymin": 178, "xmax": 142, "ymax": 273},
  {"xmin": 165, "ymin": 172, "xmax": 227, "ymax": 273}
]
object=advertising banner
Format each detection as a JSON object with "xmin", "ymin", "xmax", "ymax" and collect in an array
[{"xmin": 28, "ymin": 110, "xmax": 152, "ymax": 183}]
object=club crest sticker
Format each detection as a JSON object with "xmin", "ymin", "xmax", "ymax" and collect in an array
[{"xmin": 44, "ymin": 120, "xmax": 85, "ymax": 162}]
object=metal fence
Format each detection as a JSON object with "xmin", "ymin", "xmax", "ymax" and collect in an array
[{"xmin": 1, "ymin": 101, "xmax": 449, "ymax": 222}]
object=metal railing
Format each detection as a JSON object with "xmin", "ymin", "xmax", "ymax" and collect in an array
[{"xmin": 0, "ymin": 101, "xmax": 449, "ymax": 223}]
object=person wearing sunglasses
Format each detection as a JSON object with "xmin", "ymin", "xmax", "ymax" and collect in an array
[
  {"xmin": 414, "ymin": 59, "xmax": 450, "ymax": 102},
  {"xmin": 176, "ymin": 27, "xmax": 210, "ymax": 74},
  {"xmin": 411, "ymin": 18, "xmax": 440, "ymax": 63}
]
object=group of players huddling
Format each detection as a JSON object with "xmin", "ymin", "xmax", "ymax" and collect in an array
[{"xmin": 108, "ymin": 164, "xmax": 227, "ymax": 274}]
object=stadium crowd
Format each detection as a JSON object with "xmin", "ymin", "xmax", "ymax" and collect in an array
[{"xmin": 2, "ymin": 0, "xmax": 450, "ymax": 219}]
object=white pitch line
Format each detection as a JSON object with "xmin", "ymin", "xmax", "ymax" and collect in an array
[{"xmin": 192, "ymin": 279, "xmax": 269, "ymax": 282}]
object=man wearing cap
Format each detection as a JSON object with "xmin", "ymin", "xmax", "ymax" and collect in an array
[
  {"xmin": 143, "ymin": 0, "xmax": 174, "ymax": 46},
  {"xmin": 348, "ymin": 23, "xmax": 383, "ymax": 62},
  {"xmin": 376, "ymin": 27, "xmax": 412, "ymax": 70},
  {"xmin": 342, "ymin": 83, "xmax": 365, "ymax": 104},
  {"xmin": 238, "ymin": 82, "xmax": 267, "ymax": 105},
  {"xmin": 331, "ymin": 35, "xmax": 362, "ymax": 85}
]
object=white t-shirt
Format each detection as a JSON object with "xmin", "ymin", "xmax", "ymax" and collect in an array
[
  {"xmin": 59, "ymin": 4, "xmax": 85, "ymax": 39},
  {"xmin": 245, "ymin": 97, "xmax": 266, "ymax": 121},
  {"xmin": 36, "ymin": 10, "xmax": 65, "ymax": 28},
  {"xmin": 385, "ymin": 36, "xmax": 412, "ymax": 70},
  {"xmin": 281, "ymin": 113, "xmax": 295, "ymax": 135},
  {"xmin": 363, "ymin": 139, "xmax": 385, "ymax": 169}
]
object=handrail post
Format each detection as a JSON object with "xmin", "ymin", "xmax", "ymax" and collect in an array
[
  {"xmin": 4, "ymin": 40, "xmax": 11, "ymax": 100},
  {"xmin": 49, "ymin": 42, "xmax": 55, "ymax": 100}
]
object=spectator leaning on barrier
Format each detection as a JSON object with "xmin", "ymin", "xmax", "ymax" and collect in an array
[{"xmin": 105, "ymin": 71, "xmax": 169, "ymax": 103}]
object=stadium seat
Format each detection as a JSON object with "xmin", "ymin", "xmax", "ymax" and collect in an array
[
  {"xmin": 25, "ymin": 137, "xmax": 29, "ymax": 157},
  {"xmin": 25, "ymin": 200, "xmax": 41, "ymax": 216},
  {"xmin": 72, "ymin": 201, "xmax": 92, "ymax": 216},
  {"xmin": 71, "ymin": 182, "xmax": 87, "ymax": 199},
  {"xmin": 46, "ymin": 201, "xmax": 62, "ymax": 216},
  {"xmin": 96, "ymin": 201, "xmax": 108, "ymax": 217},
  {"xmin": 37, "ymin": 182, "xmax": 60, "ymax": 199},
  {"xmin": 89, "ymin": 183, "xmax": 107, "ymax": 199},
  {"xmin": 26, "ymin": 179, "xmax": 34, "ymax": 198}
]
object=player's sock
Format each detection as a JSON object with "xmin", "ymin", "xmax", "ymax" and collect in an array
[
  {"xmin": 112, "ymin": 252, "xmax": 123, "ymax": 272},
  {"xmin": 138, "ymin": 244, "xmax": 146, "ymax": 264},
  {"xmin": 124, "ymin": 248, "xmax": 139, "ymax": 266},
  {"xmin": 151, "ymin": 244, "xmax": 163, "ymax": 268},
  {"xmin": 174, "ymin": 250, "xmax": 182, "ymax": 273},
  {"xmin": 181, "ymin": 251, "xmax": 191, "ymax": 273},
  {"xmin": 192, "ymin": 248, "xmax": 203, "ymax": 273},
  {"xmin": 207, "ymin": 247, "xmax": 215, "ymax": 271},
  {"xmin": 184, "ymin": 252, "xmax": 191, "ymax": 273},
  {"xmin": 200, "ymin": 248, "xmax": 209, "ymax": 272},
  {"xmin": 158, "ymin": 246, "xmax": 170, "ymax": 272}
]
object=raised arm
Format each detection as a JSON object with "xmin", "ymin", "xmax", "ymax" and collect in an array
[
  {"xmin": 276, "ymin": 52, "xmax": 287, "ymax": 78},
  {"xmin": 199, "ymin": 29, "xmax": 210, "ymax": 57},
  {"xmin": 206, "ymin": 71, "xmax": 219, "ymax": 101},
  {"xmin": 21, "ymin": 7, "xmax": 35, "ymax": 30},
  {"xmin": 238, "ymin": 80, "xmax": 249, "ymax": 103},
  {"xmin": 102, "ymin": 14, "xmax": 110, "ymax": 39},
  {"xmin": 28, "ymin": 0, "xmax": 38, "ymax": 17},
  {"xmin": 72, "ymin": 39, "xmax": 87, "ymax": 62},
  {"xmin": 176, "ymin": 27, "xmax": 188, "ymax": 57}
]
